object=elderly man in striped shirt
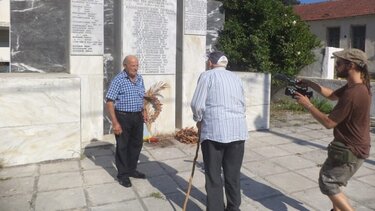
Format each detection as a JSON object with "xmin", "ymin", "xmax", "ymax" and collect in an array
[{"xmin": 191, "ymin": 51, "xmax": 248, "ymax": 211}]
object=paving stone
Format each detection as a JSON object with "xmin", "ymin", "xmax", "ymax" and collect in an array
[
  {"xmin": 38, "ymin": 172, "xmax": 82, "ymax": 191},
  {"xmin": 82, "ymin": 168, "xmax": 117, "ymax": 186},
  {"xmin": 270, "ymin": 155, "xmax": 317, "ymax": 170},
  {"xmin": 80, "ymin": 155, "xmax": 116, "ymax": 170},
  {"xmin": 240, "ymin": 177, "xmax": 283, "ymax": 201},
  {"xmin": 240, "ymin": 166, "xmax": 257, "ymax": 179},
  {"xmin": 355, "ymin": 173, "xmax": 375, "ymax": 186},
  {"xmin": 252, "ymin": 146, "xmax": 292, "ymax": 158},
  {"xmin": 131, "ymin": 174, "xmax": 179, "ymax": 197},
  {"xmin": 137, "ymin": 161, "xmax": 168, "ymax": 178},
  {"xmin": 39, "ymin": 160, "xmax": 79, "ymax": 174},
  {"xmin": 83, "ymin": 146, "xmax": 114, "ymax": 158},
  {"xmin": 277, "ymin": 142, "xmax": 316, "ymax": 154},
  {"xmin": 35, "ymin": 188, "xmax": 86, "ymax": 211},
  {"xmin": 299, "ymin": 149, "xmax": 327, "ymax": 165},
  {"xmin": 0, "ymin": 164, "xmax": 37, "ymax": 178},
  {"xmin": 243, "ymin": 160, "xmax": 288, "ymax": 177},
  {"xmin": 345, "ymin": 179, "xmax": 375, "ymax": 203},
  {"xmin": 0, "ymin": 194, "xmax": 32, "ymax": 211},
  {"xmin": 247, "ymin": 134, "xmax": 294, "ymax": 149},
  {"xmin": 255, "ymin": 194, "xmax": 315, "ymax": 211},
  {"xmin": 143, "ymin": 196, "xmax": 186, "ymax": 211},
  {"xmin": 86, "ymin": 183, "xmax": 136, "ymax": 206},
  {"xmin": 139, "ymin": 150, "xmax": 156, "ymax": 162},
  {"xmin": 295, "ymin": 166, "xmax": 320, "ymax": 184},
  {"xmin": 242, "ymin": 149, "xmax": 266, "ymax": 163},
  {"xmin": 0, "ymin": 177, "xmax": 34, "ymax": 196},
  {"xmin": 291, "ymin": 187, "xmax": 332, "ymax": 211},
  {"xmin": 158, "ymin": 158, "xmax": 193, "ymax": 174},
  {"xmin": 353, "ymin": 166, "xmax": 375, "ymax": 178},
  {"xmin": 147, "ymin": 147, "xmax": 187, "ymax": 161},
  {"xmin": 90, "ymin": 200, "xmax": 144, "ymax": 211},
  {"xmin": 173, "ymin": 170, "xmax": 206, "ymax": 190},
  {"xmin": 304, "ymin": 130, "xmax": 333, "ymax": 140},
  {"xmin": 265, "ymin": 172, "xmax": 317, "ymax": 193}
]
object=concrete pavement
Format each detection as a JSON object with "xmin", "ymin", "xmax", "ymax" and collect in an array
[{"xmin": 1, "ymin": 121, "xmax": 375, "ymax": 211}]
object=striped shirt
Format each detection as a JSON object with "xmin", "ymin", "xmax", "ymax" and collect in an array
[
  {"xmin": 191, "ymin": 67, "xmax": 248, "ymax": 143},
  {"xmin": 106, "ymin": 71, "xmax": 145, "ymax": 112}
]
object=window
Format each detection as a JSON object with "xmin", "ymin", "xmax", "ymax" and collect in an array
[
  {"xmin": 0, "ymin": 29, "xmax": 9, "ymax": 47},
  {"xmin": 351, "ymin": 25, "xmax": 366, "ymax": 51},
  {"xmin": 327, "ymin": 27, "xmax": 340, "ymax": 48}
]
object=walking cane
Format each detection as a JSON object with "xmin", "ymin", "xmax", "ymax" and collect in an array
[{"xmin": 182, "ymin": 130, "xmax": 200, "ymax": 211}]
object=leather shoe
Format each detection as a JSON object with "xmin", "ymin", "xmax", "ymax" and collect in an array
[
  {"xmin": 130, "ymin": 171, "xmax": 146, "ymax": 179},
  {"xmin": 119, "ymin": 177, "xmax": 132, "ymax": 187}
]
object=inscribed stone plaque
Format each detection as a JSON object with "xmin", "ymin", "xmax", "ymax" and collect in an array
[
  {"xmin": 184, "ymin": 0, "xmax": 207, "ymax": 35},
  {"xmin": 71, "ymin": 0, "xmax": 104, "ymax": 55},
  {"xmin": 122, "ymin": 0, "xmax": 176, "ymax": 74}
]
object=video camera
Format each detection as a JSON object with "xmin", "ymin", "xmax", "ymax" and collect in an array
[{"xmin": 274, "ymin": 73, "xmax": 313, "ymax": 99}]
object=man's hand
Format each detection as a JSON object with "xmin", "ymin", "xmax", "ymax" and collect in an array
[
  {"xmin": 112, "ymin": 122, "xmax": 122, "ymax": 135},
  {"xmin": 294, "ymin": 92, "xmax": 313, "ymax": 109},
  {"xmin": 296, "ymin": 78, "xmax": 311, "ymax": 88}
]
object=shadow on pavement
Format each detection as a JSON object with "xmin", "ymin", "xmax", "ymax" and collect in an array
[
  {"xmin": 240, "ymin": 173, "xmax": 310, "ymax": 211},
  {"xmin": 83, "ymin": 143, "xmax": 206, "ymax": 211},
  {"xmin": 269, "ymin": 130, "xmax": 375, "ymax": 166},
  {"xmin": 137, "ymin": 153, "xmax": 206, "ymax": 211}
]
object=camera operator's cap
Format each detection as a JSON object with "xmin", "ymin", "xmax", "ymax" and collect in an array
[
  {"xmin": 332, "ymin": 48, "xmax": 367, "ymax": 68},
  {"xmin": 208, "ymin": 51, "xmax": 228, "ymax": 66}
]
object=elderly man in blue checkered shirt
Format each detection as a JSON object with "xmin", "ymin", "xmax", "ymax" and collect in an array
[{"xmin": 106, "ymin": 55, "xmax": 148, "ymax": 188}]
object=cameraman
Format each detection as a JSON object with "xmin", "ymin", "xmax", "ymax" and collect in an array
[{"xmin": 294, "ymin": 48, "xmax": 371, "ymax": 211}]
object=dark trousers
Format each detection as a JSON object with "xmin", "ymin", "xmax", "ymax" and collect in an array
[
  {"xmin": 114, "ymin": 111, "xmax": 144, "ymax": 180},
  {"xmin": 201, "ymin": 140, "xmax": 245, "ymax": 211}
]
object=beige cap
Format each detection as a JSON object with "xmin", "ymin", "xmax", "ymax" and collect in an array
[{"xmin": 332, "ymin": 48, "xmax": 367, "ymax": 68}]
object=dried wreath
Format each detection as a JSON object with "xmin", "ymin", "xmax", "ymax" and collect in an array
[{"xmin": 144, "ymin": 81, "xmax": 169, "ymax": 132}]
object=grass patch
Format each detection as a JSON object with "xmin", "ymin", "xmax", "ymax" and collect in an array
[
  {"xmin": 150, "ymin": 192, "xmax": 164, "ymax": 199},
  {"xmin": 271, "ymin": 100, "xmax": 306, "ymax": 113},
  {"xmin": 272, "ymin": 98, "xmax": 333, "ymax": 114},
  {"xmin": 310, "ymin": 98, "xmax": 333, "ymax": 114}
]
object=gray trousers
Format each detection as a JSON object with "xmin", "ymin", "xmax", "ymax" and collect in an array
[{"xmin": 201, "ymin": 140, "xmax": 245, "ymax": 211}]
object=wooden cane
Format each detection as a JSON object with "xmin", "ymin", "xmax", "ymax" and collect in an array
[{"xmin": 182, "ymin": 137, "xmax": 200, "ymax": 211}]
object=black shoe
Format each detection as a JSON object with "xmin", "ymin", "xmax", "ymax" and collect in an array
[
  {"xmin": 119, "ymin": 177, "xmax": 132, "ymax": 187},
  {"xmin": 130, "ymin": 171, "xmax": 146, "ymax": 179}
]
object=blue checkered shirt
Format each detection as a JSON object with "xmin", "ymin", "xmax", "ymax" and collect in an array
[{"xmin": 106, "ymin": 71, "xmax": 145, "ymax": 112}]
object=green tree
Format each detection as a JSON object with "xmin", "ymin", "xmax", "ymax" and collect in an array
[
  {"xmin": 216, "ymin": 0, "xmax": 320, "ymax": 76},
  {"xmin": 281, "ymin": 0, "xmax": 300, "ymax": 5}
]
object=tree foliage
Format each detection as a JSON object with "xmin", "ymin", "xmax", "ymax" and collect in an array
[
  {"xmin": 281, "ymin": 0, "xmax": 300, "ymax": 5},
  {"xmin": 216, "ymin": 0, "xmax": 320, "ymax": 76}
]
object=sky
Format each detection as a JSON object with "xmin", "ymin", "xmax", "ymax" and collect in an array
[{"xmin": 300, "ymin": 0, "xmax": 328, "ymax": 4}]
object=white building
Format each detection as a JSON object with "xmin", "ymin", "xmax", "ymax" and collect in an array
[{"xmin": 294, "ymin": 0, "xmax": 375, "ymax": 73}]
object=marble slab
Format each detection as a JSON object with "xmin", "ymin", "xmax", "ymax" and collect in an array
[
  {"xmin": 0, "ymin": 74, "xmax": 81, "ymax": 166},
  {"xmin": 206, "ymin": 1, "xmax": 224, "ymax": 52},
  {"xmin": 10, "ymin": 0, "xmax": 69, "ymax": 73},
  {"xmin": 0, "ymin": 122, "xmax": 81, "ymax": 166},
  {"xmin": 0, "ymin": 74, "xmax": 80, "ymax": 127}
]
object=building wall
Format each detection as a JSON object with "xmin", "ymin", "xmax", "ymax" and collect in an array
[
  {"xmin": 0, "ymin": 0, "xmax": 10, "ymax": 26},
  {"xmin": 307, "ymin": 15, "xmax": 375, "ymax": 72}
]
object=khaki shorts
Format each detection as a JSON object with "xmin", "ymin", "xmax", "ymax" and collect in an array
[{"xmin": 319, "ymin": 156, "xmax": 364, "ymax": 195}]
